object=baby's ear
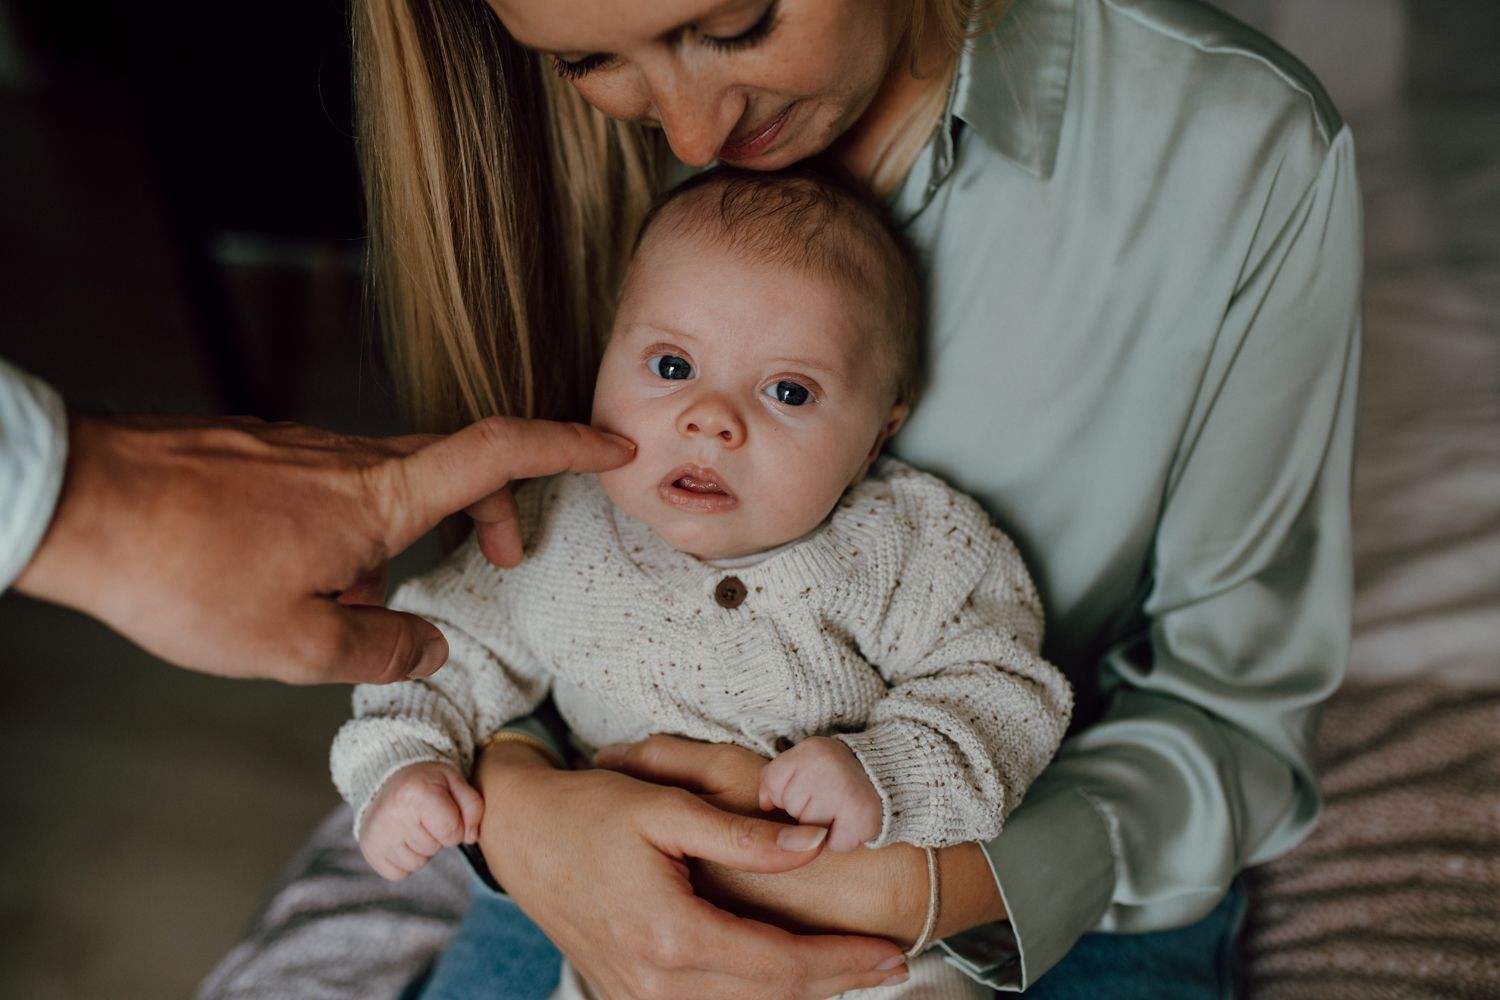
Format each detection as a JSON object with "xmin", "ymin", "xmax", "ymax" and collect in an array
[
  {"xmin": 852, "ymin": 403, "xmax": 910, "ymax": 485},
  {"xmin": 881, "ymin": 403, "xmax": 909, "ymax": 442}
]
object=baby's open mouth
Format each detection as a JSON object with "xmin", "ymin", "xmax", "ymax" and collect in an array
[
  {"xmin": 674, "ymin": 473, "xmax": 729, "ymax": 495},
  {"xmin": 660, "ymin": 466, "xmax": 739, "ymax": 510}
]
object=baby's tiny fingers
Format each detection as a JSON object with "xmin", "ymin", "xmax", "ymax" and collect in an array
[
  {"xmin": 408, "ymin": 819, "xmax": 446, "ymax": 855},
  {"xmin": 369, "ymin": 851, "xmax": 410, "ymax": 882},
  {"xmin": 390, "ymin": 842, "xmax": 429, "ymax": 874},
  {"xmin": 825, "ymin": 821, "xmax": 867, "ymax": 854},
  {"xmin": 449, "ymin": 776, "xmax": 485, "ymax": 843}
]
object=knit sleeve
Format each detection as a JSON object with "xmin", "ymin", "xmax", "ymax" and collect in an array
[
  {"xmin": 329, "ymin": 529, "xmax": 553, "ymax": 838},
  {"xmin": 836, "ymin": 473, "xmax": 1073, "ymax": 848}
]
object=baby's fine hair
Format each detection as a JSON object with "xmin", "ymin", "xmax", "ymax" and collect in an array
[{"xmin": 632, "ymin": 165, "xmax": 925, "ymax": 407}]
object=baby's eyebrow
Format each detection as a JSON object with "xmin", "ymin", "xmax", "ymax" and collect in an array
[
  {"xmin": 765, "ymin": 356, "xmax": 855, "ymax": 393},
  {"xmin": 624, "ymin": 321, "xmax": 702, "ymax": 346}
]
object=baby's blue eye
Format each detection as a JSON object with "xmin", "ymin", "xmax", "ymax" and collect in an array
[
  {"xmin": 765, "ymin": 380, "xmax": 811, "ymax": 406},
  {"xmin": 648, "ymin": 354, "xmax": 693, "ymax": 380}
]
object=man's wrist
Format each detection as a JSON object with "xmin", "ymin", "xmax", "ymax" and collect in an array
[{"xmin": 13, "ymin": 412, "xmax": 116, "ymax": 611}]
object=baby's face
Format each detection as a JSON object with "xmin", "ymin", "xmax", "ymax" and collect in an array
[{"xmin": 592, "ymin": 234, "xmax": 905, "ymax": 561}]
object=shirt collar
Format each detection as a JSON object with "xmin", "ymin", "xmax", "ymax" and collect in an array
[{"xmin": 952, "ymin": 0, "xmax": 1078, "ymax": 179}]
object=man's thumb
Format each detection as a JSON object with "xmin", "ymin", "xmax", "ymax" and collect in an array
[{"xmin": 315, "ymin": 603, "xmax": 449, "ymax": 684}]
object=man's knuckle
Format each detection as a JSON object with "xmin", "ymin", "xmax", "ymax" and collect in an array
[
  {"xmin": 640, "ymin": 927, "xmax": 682, "ymax": 968},
  {"xmin": 473, "ymin": 416, "xmax": 513, "ymax": 451},
  {"xmin": 634, "ymin": 968, "xmax": 669, "ymax": 999}
]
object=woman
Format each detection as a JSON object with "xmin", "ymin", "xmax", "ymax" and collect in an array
[{"xmin": 239, "ymin": 0, "xmax": 1360, "ymax": 995}]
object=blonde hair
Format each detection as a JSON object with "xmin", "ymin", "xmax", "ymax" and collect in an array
[{"xmin": 355, "ymin": 0, "xmax": 1010, "ymax": 432}]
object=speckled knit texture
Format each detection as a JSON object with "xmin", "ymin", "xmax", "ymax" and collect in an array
[{"xmin": 331, "ymin": 457, "xmax": 1072, "ymax": 848}]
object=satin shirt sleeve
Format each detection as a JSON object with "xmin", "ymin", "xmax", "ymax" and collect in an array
[
  {"xmin": 0, "ymin": 358, "xmax": 69, "ymax": 592},
  {"xmin": 935, "ymin": 127, "xmax": 1362, "ymax": 993}
]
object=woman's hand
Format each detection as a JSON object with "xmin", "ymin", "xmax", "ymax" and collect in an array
[
  {"xmin": 15, "ymin": 412, "xmax": 633, "ymax": 684},
  {"xmin": 474, "ymin": 742, "xmax": 911, "ymax": 1000},
  {"xmin": 596, "ymin": 735, "xmax": 1009, "ymax": 944}
]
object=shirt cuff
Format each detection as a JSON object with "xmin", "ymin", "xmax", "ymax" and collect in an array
[
  {"xmin": 0, "ymin": 360, "xmax": 68, "ymax": 593},
  {"xmin": 937, "ymin": 780, "xmax": 1116, "ymax": 992}
]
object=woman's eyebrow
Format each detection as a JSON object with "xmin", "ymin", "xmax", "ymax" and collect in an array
[{"xmin": 504, "ymin": 0, "xmax": 756, "ymax": 53}]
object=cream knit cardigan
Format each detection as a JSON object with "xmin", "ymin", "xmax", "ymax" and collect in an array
[{"xmin": 332, "ymin": 458, "xmax": 1072, "ymax": 849}]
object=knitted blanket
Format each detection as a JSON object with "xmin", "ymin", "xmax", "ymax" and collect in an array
[{"xmin": 1242, "ymin": 681, "xmax": 1500, "ymax": 999}]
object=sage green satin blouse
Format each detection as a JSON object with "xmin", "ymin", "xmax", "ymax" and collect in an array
[
  {"xmin": 885, "ymin": 0, "xmax": 1360, "ymax": 989},
  {"xmin": 512, "ymin": 0, "xmax": 1361, "ymax": 990}
]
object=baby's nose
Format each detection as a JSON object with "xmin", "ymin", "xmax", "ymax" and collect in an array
[{"xmin": 677, "ymin": 396, "xmax": 745, "ymax": 447}]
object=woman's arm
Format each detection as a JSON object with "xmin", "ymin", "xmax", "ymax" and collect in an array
[{"xmin": 472, "ymin": 741, "xmax": 912, "ymax": 999}]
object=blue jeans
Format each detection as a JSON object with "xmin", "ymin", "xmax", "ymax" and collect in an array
[{"xmin": 412, "ymin": 878, "xmax": 1247, "ymax": 999}]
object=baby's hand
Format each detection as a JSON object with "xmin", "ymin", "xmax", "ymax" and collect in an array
[
  {"xmin": 758, "ymin": 737, "xmax": 882, "ymax": 852},
  {"xmin": 359, "ymin": 761, "xmax": 484, "ymax": 881}
]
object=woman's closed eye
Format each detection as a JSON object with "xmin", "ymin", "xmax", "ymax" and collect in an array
[
  {"xmin": 647, "ymin": 354, "xmax": 694, "ymax": 380},
  {"xmin": 548, "ymin": 52, "xmax": 619, "ymax": 81},
  {"xmin": 699, "ymin": 0, "xmax": 781, "ymax": 53},
  {"xmin": 763, "ymin": 379, "xmax": 813, "ymax": 406},
  {"xmin": 546, "ymin": 0, "xmax": 781, "ymax": 80}
]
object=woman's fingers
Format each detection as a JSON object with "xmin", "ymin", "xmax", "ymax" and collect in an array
[
  {"xmin": 596, "ymin": 734, "xmax": 754, "ymax": 793},
  {"xmin": 652, "ymin": 789, "xmax": 829, "ymax": 873},
  {"xmin": 651, "ymin": 897, "xmax": 908, "ymax": 999}
]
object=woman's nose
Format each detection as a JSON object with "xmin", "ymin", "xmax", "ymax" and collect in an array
[
  {"xmin": 677, "ymin": 394, "xmax": 746, "ymax": 448},
  {"xmin": 649, "ymin": 74, "xmax": 743, "ymax": 168}
]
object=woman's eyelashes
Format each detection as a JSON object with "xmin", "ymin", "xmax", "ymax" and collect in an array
[
  {"xmin": 546, "ymin": 1, "xmax": 780, "ymax": 80},
  {"xmin": 547, "ymin": 52, "xmax": 618, "ymax": 81}
]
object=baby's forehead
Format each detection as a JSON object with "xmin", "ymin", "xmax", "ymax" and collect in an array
[{"xmin": 626, "ymin": 230, "xmax": 895, "ymax": 357}]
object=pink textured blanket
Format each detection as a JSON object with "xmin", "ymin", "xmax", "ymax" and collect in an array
[{"xmin": 1243, "ymin": 681, "xmax": 1500, "ymax": 999}]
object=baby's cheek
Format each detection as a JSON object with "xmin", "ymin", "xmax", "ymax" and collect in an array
[{"xmin": 595, "ymin": 467, "xmax": 643, "ymax": 518}]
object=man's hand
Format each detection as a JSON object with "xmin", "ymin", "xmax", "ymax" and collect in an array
[{"xmin": 13, "ymin": 412, "xmax": 633, "ymax": 683}]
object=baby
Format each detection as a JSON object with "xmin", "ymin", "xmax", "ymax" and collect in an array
[{"xmin": 332, "ymin": 167, "xmax": 1072, "ymax": 999}]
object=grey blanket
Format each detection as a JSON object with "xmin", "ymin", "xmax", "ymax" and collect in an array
[{"xmin": 197, "ymin": 807, "xmax": 471, "ymax": 999}]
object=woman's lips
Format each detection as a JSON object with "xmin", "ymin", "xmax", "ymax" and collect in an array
[
  {"xmin": 659, "ymin": 466, "xmax": 739, "ymax": 512},
  {"xmin": 718, "ymin": 104, "xmax": 795, "ymax": 162}
]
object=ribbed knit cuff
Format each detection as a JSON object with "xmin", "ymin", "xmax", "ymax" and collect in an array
[{"xmin": 837, "ymin": 721, "xmax": 951, "ymax": 848}]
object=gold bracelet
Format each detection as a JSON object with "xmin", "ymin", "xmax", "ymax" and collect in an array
[
  {"xmin": 904, "ymin": 847, "xmax": 941, "ymax": 959},
  {"xmin": 477, "ymin": 730, "xmax": 564, "ymax": 769}
]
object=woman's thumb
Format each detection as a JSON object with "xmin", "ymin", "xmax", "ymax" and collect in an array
[{"xmin": 658, "ymin": 795, "xmax": 828, "ymax": 874}]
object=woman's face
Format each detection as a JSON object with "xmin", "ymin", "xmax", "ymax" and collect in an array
[{"xmin": 486, "ymin": 0, "xmax": 908, "ymax": 169}]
